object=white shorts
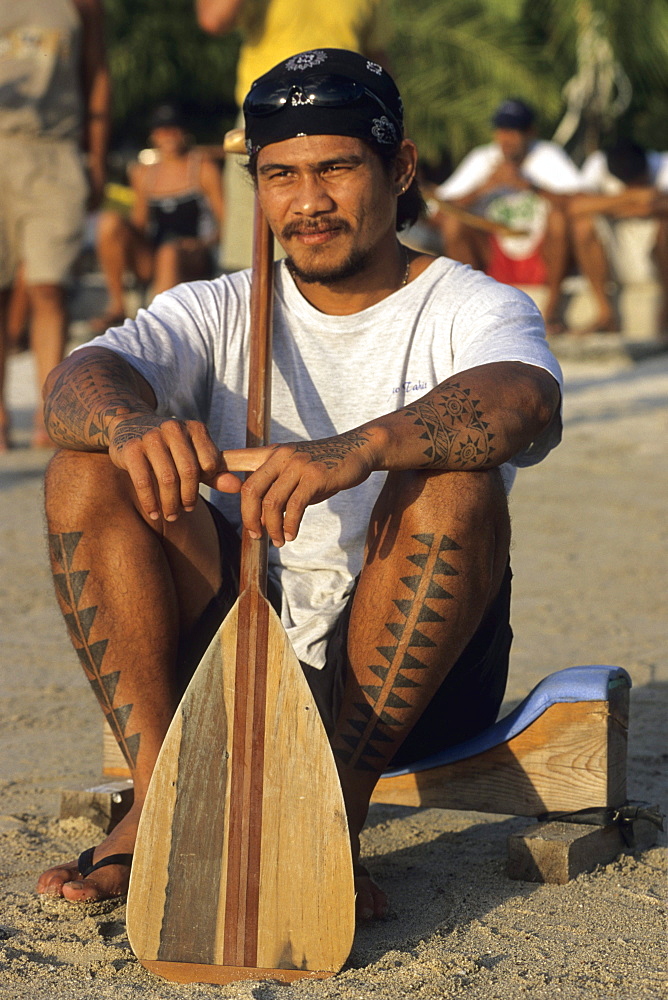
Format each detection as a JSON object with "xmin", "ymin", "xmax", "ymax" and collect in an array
[{"xmin": 0, "ymin": 134, "xmax": 88, "ymax": 288}]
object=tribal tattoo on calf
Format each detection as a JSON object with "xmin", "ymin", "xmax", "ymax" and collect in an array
[
  {"xmin": 333, "ymin": 532, "xmax": 461, "ymax": 773},
  {"xmin": 49, "ymin": 531, "xmax": 141, "ymax": 769},
  {"xmin": 403, "ymin": 381, "xmax": 495, "ymax": 469}
]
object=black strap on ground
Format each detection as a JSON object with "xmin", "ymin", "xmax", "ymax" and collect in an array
[{"xmin": 537, "ymin": 801, "xmax": 665, "ymax": 848}]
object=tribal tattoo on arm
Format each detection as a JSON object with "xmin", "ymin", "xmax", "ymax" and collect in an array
[
  {"xmin": 44, "ymin": 351, "xmax": 155, "ymax": 450},
  {"xmin": 402, "ymin": 380, "xmax": 495, "ymax": 469},
  {"xmin": 290, "ymin": 428, "xmax": 373, "ymax": 468}
]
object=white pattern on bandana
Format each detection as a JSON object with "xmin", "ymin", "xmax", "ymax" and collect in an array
[
  {"xmin": 285, "ymin": 50, "xmax": 327, "ymax": 71},
  {"xmin": 366, "ymin": 60, "xmax": 382, "ymax": 75},
  {"xmin": 371, "ymin": 116, "xmax": 397, "ymax": 144}
]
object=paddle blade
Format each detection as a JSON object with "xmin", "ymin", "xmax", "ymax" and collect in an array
[{"xmin": 126, "ymin": 593, "xmax": 355, "ymax": 981}]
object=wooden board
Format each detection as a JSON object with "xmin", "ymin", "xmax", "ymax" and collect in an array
[
  {"xmin": 107, "ymin": 689, "xmax": 629, "ymax": 821},
  {"xmin": 372, "ymin": 689, "xmax": 628, "ymax": 816},
  {"xmin": 126, "ymin": 593, "xmax": 355, "ymax": 980}
]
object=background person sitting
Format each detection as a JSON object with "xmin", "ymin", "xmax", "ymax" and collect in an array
[
  {"xmin": 433, "ymin": 99, "xmax": 582, "ymax": 335},
  {"xmin": 92, "ymin": 104, "xmax": 224, "ymax": 331},
  {"xmin": 569, "ymin": 139, "xmax": 668, "ymax": 339}
]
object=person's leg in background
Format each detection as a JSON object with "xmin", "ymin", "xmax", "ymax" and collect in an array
[
  {"xmin": 93, "ymin": 211, "xmax": 153, "ymax": 329},
  {"xmin": 569, "ymin": 212, "xmax": 618, "ymax": 334},
  {"xmin": 0, "ymin": 286, "xmax": 10, "ymax": 452},
  {"xmin": 20, "ymin": 139, "xmax": 89, "ymax": 446},
  {"xmin": 652, "ymin": 217, "xmax": 668, "ymax": 341},
  {"xmin": 540, "ymin": 205, "xmax": 571, "ymax": 334},
  {"xmin": 436, "ymin": 211, "xmax": 490, "ymax": 271}
]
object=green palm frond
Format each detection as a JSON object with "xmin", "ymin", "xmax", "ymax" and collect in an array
[{"xmin": 387, "ymin": 0, "xmax": 561, "ymax": 165}]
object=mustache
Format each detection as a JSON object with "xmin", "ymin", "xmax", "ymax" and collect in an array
[{"xmin": 281, "ymin": 218, "xmax": 352, "ymax": 240}]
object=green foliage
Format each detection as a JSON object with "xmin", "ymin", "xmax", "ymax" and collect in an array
[
  {"xmin": 103, "ymin": 0, "xmax": 240, "ymax": 149},
  {"xmin": 102, "ymin": 0, "xmax": 668, "ymax": 169},
  {"xmin": 522, "ymin": 0, "xmax": 668, "ymax": 151},
  {"xmin": 387, "ymin": 0, "xmax": 668, "ymax": 169},
  {"xmin": 386, "ymin": 0, "xmax": 562, "ymax": 168}
]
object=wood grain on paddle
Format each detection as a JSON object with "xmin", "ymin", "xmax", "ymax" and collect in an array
[{"xmin": 126, "ymin": 183, "xmax": 355, "ymax": 983}]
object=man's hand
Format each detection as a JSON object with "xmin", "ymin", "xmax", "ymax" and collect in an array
[
  {"xmin": 218, "ymin": 429, "xmax": 378, "ymax": 546},
  {"xmin": 107, "ymin": 414, "xmax": 240, "ymax": 523}
]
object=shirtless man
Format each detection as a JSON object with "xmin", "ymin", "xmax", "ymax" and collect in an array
[{"xmin": 36, "ymin": 50, "xmax": 562, "ymax": 921}]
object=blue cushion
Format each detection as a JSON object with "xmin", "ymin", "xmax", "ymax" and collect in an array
[{"xmin": 381, "ymin": 665, "xmax": 631, "ymax": 778}]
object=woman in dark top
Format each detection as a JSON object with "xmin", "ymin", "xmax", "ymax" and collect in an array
[{"xmin": 93, "ymin": 105, "xmax": 224, "ymax": 331}]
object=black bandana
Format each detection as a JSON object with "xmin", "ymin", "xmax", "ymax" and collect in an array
[{"xmin": 243, "ymin": 48, "xmax": 404, "ymax": 155}]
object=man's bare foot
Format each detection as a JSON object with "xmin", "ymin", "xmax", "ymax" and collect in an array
[
  {"xmin": 36, "ymin": 803, "xmax": 140, "ymax": 902},
  {"xmin": 355, "ymin": 864, "xmax": 389, "ymax": 921}
]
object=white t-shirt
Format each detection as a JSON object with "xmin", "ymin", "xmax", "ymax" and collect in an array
[
  {"xmin": 89, "ymin": 257, "xmax": 562, "ymax": 668},
  {"xmin": 580, "ymin": 149, "xmax": 668, "ymax": 194},
  {"xmin": 435, "ymin": 140, "xmax": 583, "ymax": 200}
]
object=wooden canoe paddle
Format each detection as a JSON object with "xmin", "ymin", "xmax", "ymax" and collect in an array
[
  {"xmin": 423, "ymin": 185, "xmax": 531, "ymax": 238},
  {"xmin": 126, "ymin": 132, "xmax": 355, "ymax": 985}
]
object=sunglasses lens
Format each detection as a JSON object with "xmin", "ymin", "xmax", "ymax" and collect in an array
[
  {"xmin": 245, "ymin": 76, "xmax": 365, "ymax": 116},
  {"xmin": 302, "ymin": 77, "xmax": 364, "ymax": 107},
  {"xmin": 244, "ymin": 82, "xmax": 290, "ymax": 116}
]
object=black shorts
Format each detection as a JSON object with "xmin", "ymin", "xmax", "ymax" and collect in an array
[{"xmin": 176, "ymin": 500, "xmax": 512, "ymax": 770}]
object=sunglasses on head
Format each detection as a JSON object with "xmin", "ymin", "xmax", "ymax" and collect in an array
[{"xmin": 244, "ymin": 73, "xmax": 402, "ymax": 134}]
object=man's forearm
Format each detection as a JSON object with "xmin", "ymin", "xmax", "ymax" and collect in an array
[
  {"xmin": 43, "ymin": 348, "xmax": 157, "ymax": 451},
  {"xmin": 362, "ymin": 362, "xmax": 561, "ymax": 473},
  {"xmin": 569, "ymin": 188, "xmax": 666, "ymax": 219}
]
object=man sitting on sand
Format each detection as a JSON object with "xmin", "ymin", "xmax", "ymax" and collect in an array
[
  {"xmin": 569, "ymin": 139, "xmax": 668, "ymax": 339},
  {"xmin": 36, "ymin": 49, "xmax": 562, "ymax": 921},
  {"xmin": 434, "ymin": 99, "xmax": 582, "ymax": 336}
]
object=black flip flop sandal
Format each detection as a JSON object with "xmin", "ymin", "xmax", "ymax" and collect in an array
[{"xmin": 77, "ymin": 847, "xmax": 134, "ymax": 879}]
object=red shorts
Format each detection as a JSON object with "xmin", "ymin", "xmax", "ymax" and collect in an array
[{"xmin": 487, "ymin": 236, "xmax": 547, "ymax": 285}]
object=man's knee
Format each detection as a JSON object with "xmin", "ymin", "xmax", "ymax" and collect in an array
[
  {"xmin": 372, "ymin": 468, "xmax": 509, "ymax": 553},
  {"xmin": 545, "ymin": 205, "xmax": 568, "ymax": 239},
  {"xmin": 96, "ymin": 210, "xmax": 131, "ymax": 243},
  {"xmin": 368, "ymin": 469, "xmax": 510, "ymax": 610},
  {"xmin": 45, "ymin": 449, "xmax": 131, "ymax": 525},
  {"xmin": 569, "ymin": 212, "xmax": 598, "ymax": 246},
  {"xmin": 380, "ymin": 466, "xmax": 507, "ymax": 517}
]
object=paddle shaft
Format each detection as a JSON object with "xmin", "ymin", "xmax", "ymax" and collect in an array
[
  {"xmin": 240, "ymin": 195, "xmax": 274, "ymax": 594},
  {"xmin": 223, "ymin": 192, "xmax": 275, "ymax": 967}
]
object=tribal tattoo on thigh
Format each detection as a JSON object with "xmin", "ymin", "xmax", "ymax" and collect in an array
[
  {"xmin": 334, "ymin": 532, "xmax": 461, "ymax": 773},
  {"xmin": 49, "ymin": 531, "xmax": 141, "ymax": 769},
  {"xmin": 403, "ymin": 382, "xmax": 495, "ymax": 468}
]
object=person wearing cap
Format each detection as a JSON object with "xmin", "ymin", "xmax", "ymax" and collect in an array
[
  {"xmin": 36, "ymin": 51, "xmax": 562, "ymax": 922},
  {"xmin": 91, "ymin": 104, "xmax": 224, "ymax": 332},
  {"xmin": 434, "ymin": 99, "xmax": 583, "ymax": 336}
]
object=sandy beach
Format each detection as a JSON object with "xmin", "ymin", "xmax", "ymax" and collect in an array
[{"xmin": 1, "ymin": 337, "xmax": 666, "ymax": 999}]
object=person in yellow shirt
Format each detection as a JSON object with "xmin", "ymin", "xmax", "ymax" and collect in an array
[{"xmin": 196, "ymin": 0, "xmax": 387, "ymax": 270}]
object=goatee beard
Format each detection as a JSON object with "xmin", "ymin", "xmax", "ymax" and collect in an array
[{"xmin": 285, "ymin": 245, "xmax": 372, "ymax": 285}]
